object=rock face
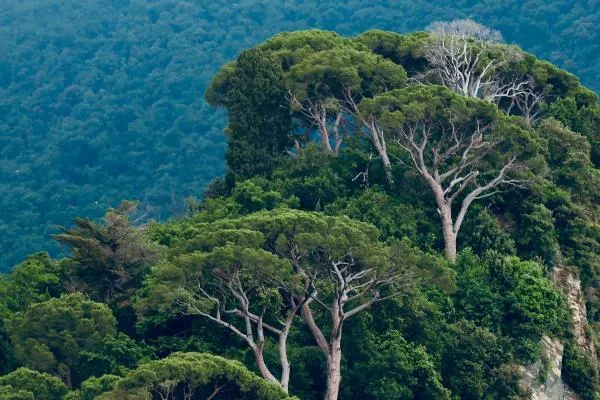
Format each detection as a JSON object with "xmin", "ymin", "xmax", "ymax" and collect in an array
[
  {"xmin": 519, "ymin": 267, "xmax": 598, "ymax": 400},
  {"xmin": 552, "ymin": 268, "xmax": 599, "ymax": 369},
  {"xmin": 520, "ymin": 335, "xmax": 580, "ymax": 400}
]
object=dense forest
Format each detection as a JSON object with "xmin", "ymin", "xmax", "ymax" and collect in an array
[
  {"xmin": 1, "ymin": 17, "xmax": 599, "ymax": 398},
  {"xmin": 1, "ymin": 0, "xmax": 599, "ymax": 269}
]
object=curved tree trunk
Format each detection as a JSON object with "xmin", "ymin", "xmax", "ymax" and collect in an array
[{"xmin": 253, "ymin": 345, "xmax": 280, "ymax": 387}]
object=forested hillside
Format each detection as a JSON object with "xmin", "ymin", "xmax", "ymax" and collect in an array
[
  {"xmin": 1, "ymin": 0, "xmax": 599, "ymax": 269},
  {"xmin": 1, "ymin": 23, "xmax": 599, "ymax": 399}
]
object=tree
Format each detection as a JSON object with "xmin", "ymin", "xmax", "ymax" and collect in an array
[
  {"xmin": 265, "ymin": 30, "xmax": 407, "ymax": 182},
  {"xmin": 421, "ymin": 19, "xmax": 512, "ymax": 94},
  {"xmin": 0, "ymin": 253, "xmax": 64, "ymax": 318},
  {"xmin": 498, "ymin": 257, "xmax": 567, "ymax": 361},
  {"xmin": 146, "ymin": 225, "xmax": 300, "ymax": 392},
  {"xmin": 286, "ymin": 44, "xmax": 406, "ymax": 169},
  {"xmin": 206, "ymin": 47, "xmax": 293, "ymax": 184},
  {"xmin": 359, "ymin": 85, "xmax": 541, "ymax": 259},
  {"xmin": 353, "ymin": 30, "xmax": 430, "ymax": 75},
  {"xmin": 53, "ymin": 201, "xmax": 156, "ymax": 305},
  {"xmin": 418, "ymin": 19, "xmax": 539, "ymax": 118},
  {"xmin": 452, "ymin": 251, "xmax": 567, "ymax": 361},
  {"xmin": 7, "ymin": 293, "xmax": 117, "ymax": 387},
  {"xmin": 441, "ymin": 320, "xmax": 522, "ymax": 400},
  {"xmin": 562, "ymin": 340, "xmax": 600, "ymax": 400},
  {"xmin": 209, "ymin": 30, "xmax": 408, "ymax": 184},
  {"xmin": 0, "ymin": 368, "xmax": 68, "ymax": 400},
  {"xmin": 0, "ymin": 319, "xmax": 12, "ymax": 375},
  {"xmin": 76, "ymin": 333, "xmax": 153, "ymax": 379},
  {"xmin": 96, "ymin": 352, "xmax": 295, "ymax": 400},
  {"xmin": 143, "ymin": 209, "xmax": 435, "ymax": 399},
  {"xmin": 64, "ymin": 375, "xmax": 121, "ymax": 400},
  {"xmin": 536, "ymin": 118, "xmax": 600, "ymax": 202},
  {"xmin": 238, "ymin": 210, "xmax": 435, "ymax": 400},
  {"xmin": 355, "ymin": 330, "xmax": 451, "ymax": 399}
]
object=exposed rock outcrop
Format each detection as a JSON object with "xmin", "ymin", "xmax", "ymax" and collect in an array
[
  {"xmin": 552, "ymin": 267, "xmax": 599, "ymax": 370},
  {"xmin": 520, "ymin": 335, "xmax": 580, "ymax": 400},
  {"xmin": 519, "ymin": 267, "xmax": 599, "ymax": 399}
]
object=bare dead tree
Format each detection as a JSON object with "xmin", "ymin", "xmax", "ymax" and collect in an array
[
  {"xmin": 390, "ymin": 116, "xmax": 525, "ymax": 260},
  {"xmin": 428, "ymin": 19, "xmax": 504, "ymax": 42},
  {"xmin": 416, "ymin": 19, "xmax": 534, "ymax": 107},
  {"xmin": 176, "ymin": 268, "xmax": 301, "ymax": 393}
]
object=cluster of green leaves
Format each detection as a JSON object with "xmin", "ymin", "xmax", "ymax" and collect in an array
[
  {"xmin": 2, "ymin": 0, "xmax": 599, "ymax": 269},
  {"xmin": 562, "ymin": 340, "xmax": 599, "ymax": 400},
  {"xmin": 453, "ymin": 251, "xmax": 568, "ymax": 362},
  {"xmin": 96, "ymin": 353, "xmax": 293, "ymax": 400},
  {"xmin": 0, "ymin": 208, "xmax": 291, "ymax": 399}
]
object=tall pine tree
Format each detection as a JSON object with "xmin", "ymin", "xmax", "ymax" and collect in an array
[{"xmin": 208, "ymin": 48, "xmax": 292, "ymax": 185}]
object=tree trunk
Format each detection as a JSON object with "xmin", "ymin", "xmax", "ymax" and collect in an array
[
  {"xmin": 381, "ymin": 152, "xmax": 394, "ymax": 186},
  {"xmin": 319, "ymin": 125, "xmax": 333, "ymax": 153},
  {"xmin": 368, "ymin": 123, "xmax": 394, "ymax": 185},
  {"xmin": 253, "ymin": 346, "xmax": 280, "ymax": 386},
  {"xmin": 316, "ymin": 107, "xmax": 332, "ymax": 153},
  {"xmin": 279, "ymin": 330, "xmax": 291, "ymax": 392},
  {"xmin": 441, "ymin": 213, "xmax": 457, "ymax": 261},
  {"xmin": 324, "ymin": 335, "xmax": 342, "ymax": 400}
]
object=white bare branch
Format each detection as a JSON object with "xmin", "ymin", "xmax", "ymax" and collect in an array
[
  {"xmin": 175, "ymin": 265, "xmax": 301, "ymax": 392},
  {"xmin": 419, "ymin": 19, "xmax": 536, "ymax": 112},
  {"xmin": 389, "ymin": 113, "xmax": 526, "ymax": 259}
]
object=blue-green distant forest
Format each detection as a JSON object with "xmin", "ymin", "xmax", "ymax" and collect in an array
[{"xmin": 0, "ymin": 0, "xmax": 599, "ymax": 270}]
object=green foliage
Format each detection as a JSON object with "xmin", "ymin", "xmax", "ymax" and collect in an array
[
  {"xmin": 441, "ymin": 320, "xmax": 528, "ymax": 400},
  {"xmin": 0, "ymin": 321, "xmax": 13, "ymax": 376},
  {"xmin": 0, "ymin": 387, "xmax": 34, "ymax": 400},
  {"xmin": 539, "ymin": 354, "xmax": 550, "ymax": 384},
  {"xmin": 97, "ymin": 352, "xmax": 294, "ymax": 399},
  {"xmin": 325, "ymin": 187, "xmax": 437, "ymax": 248},
  {"xmin": 362, "ymin": 85, "xmax": 543, "ymax": 171},
  {"xmin": 453, "ymin": 251, "xmax": 568, "ymax": 362},
  {"xmin": 515, "ymin": 204, "xmax": 560, "ymax": 265},
  {"xmin": 208, "ymin": 47, "xmax": 293, "ymax": 184},
  {"xmin": 142, "ymin": 215, "xmax": 296, "ymax": 320},
  {"xmin": 0, "ymin": 253, "xmax": 64, "ymax": 319},
  {"xmin": 0, "ymin": 368, "xmax": 68, "ymax": 400},
  {"xmin": 53, "ymin": 201, "xmax": 156, "ymax": 305},
  {"xmin": 548, "ymin": 97, "xmax": 600, "ymax": 167},
  {"xmin": 537, "ymin": 118, "xmax": 600, "ymax": 202},
  {"xmin": 355, "ymin": 330, "xmax": 451, "ymax": 399},
  {"xmin": 499, "ymin": 257, "xmax": 567, "ymax": 361},
  {"xmin": 7, "ymin": 293, "xmax": 117, "ymax": 387},
  {"xmin": 63, "ymin": 375, "xmax": 121, "ymax": 400},
  {"xmin": 354, "ymin": 30, "xmax": 430, "ymax": 74},
  {"xmin": 280, "ymin": 37, "xmax": 406, "ymax": 112},
  {"xmin": 562, "ymin": 340, "xmax": 600, "ymax": 400},
  {"xmin": 459, "ymin": 208, "xmax": 516, "ymax": 256},
  {"xmin": 77, "ymin": 333, "xmax": 153, "ymax": 379}
]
